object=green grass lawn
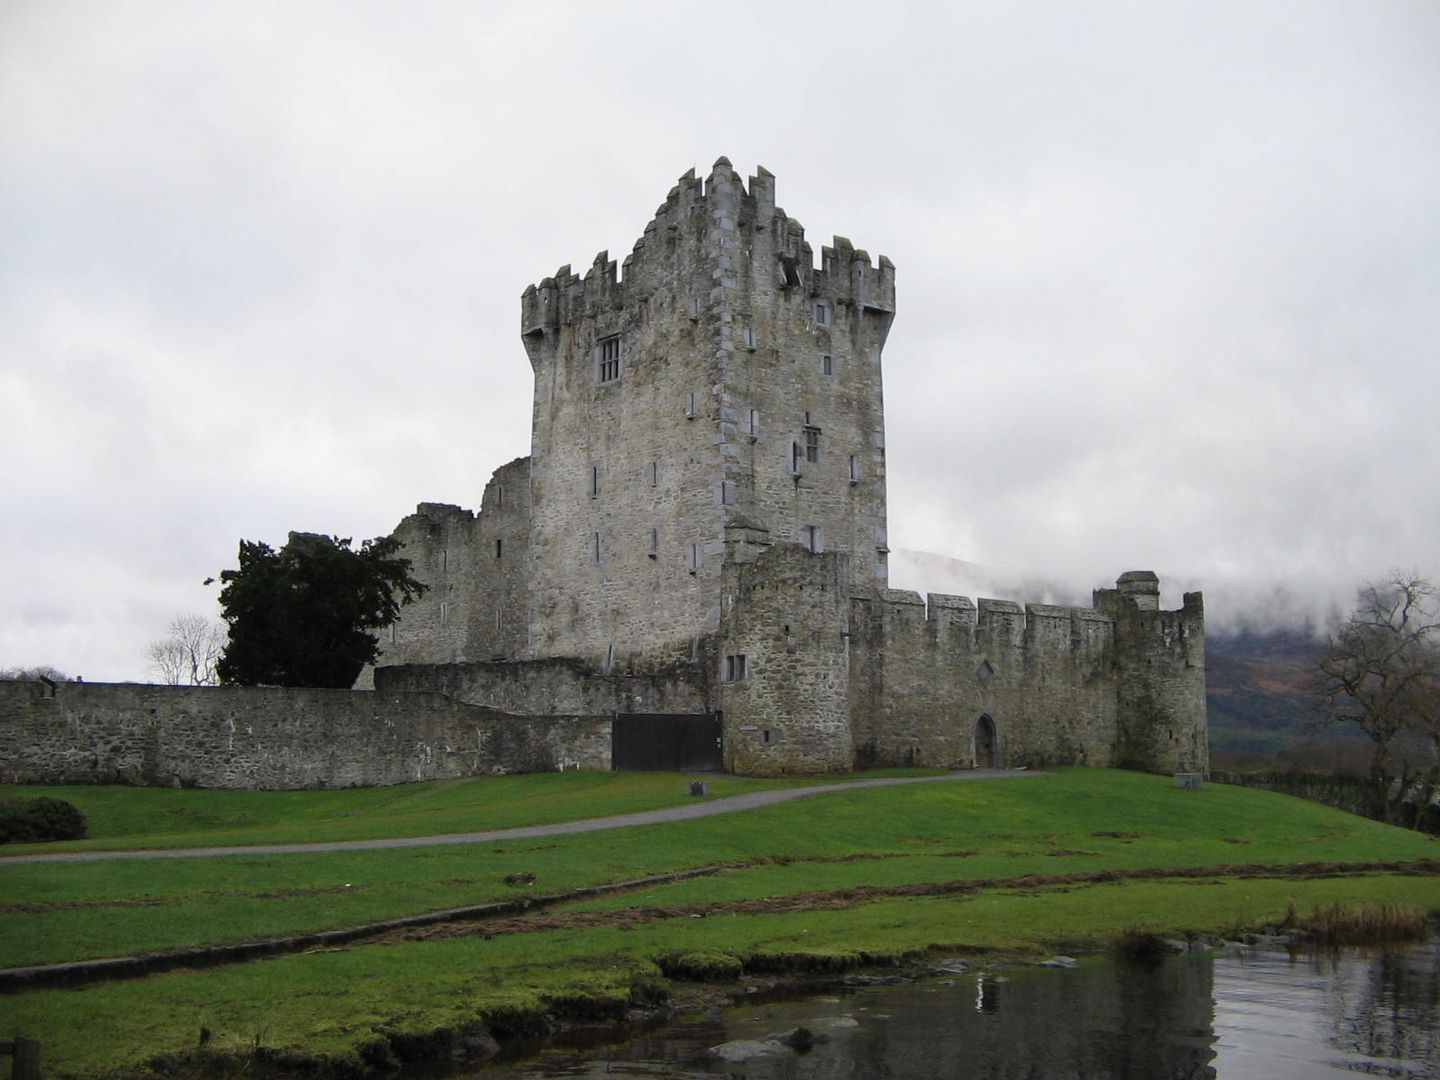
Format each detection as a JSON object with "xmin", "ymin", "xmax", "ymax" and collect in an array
[
  {"xmin": 1, "ymin": 769, "xmax": 891, "ymax": 851},
  {"xmin": 1, "ymin": 768, "xmax": 1437, "ymax": 1078}
]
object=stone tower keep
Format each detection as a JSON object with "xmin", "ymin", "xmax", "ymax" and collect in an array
[
  {"xmin": 366, "ymin": 158, "xmax": 1208, "ymax": 779},
  {"xmin": 519, "ymin": 157, "xmax": 895, "ymax": 669}
]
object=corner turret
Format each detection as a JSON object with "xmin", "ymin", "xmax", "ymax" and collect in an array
[{"xmin": 1095, "ymin": 572, "xmax": 1207, "ymax": 774}]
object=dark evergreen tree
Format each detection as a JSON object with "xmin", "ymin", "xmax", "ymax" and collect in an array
[{"xmin": 215, "ymin": 532, "xmax": 425, "ymax": 688}]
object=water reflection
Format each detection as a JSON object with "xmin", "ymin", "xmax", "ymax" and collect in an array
[
  {"xmin": 1213, "ymin": 939, "xmax": 1440, "ymax": 1077},
  {"xmin": 473, "ymin": 939, "xmax": 1440, "ymax": 1079}
]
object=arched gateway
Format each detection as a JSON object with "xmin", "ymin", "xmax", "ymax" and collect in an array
[{"xmin": 974, "ymin": 714, "xmax": 998, "ymax": 768}]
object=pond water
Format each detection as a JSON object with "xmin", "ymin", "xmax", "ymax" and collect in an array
[{"xmin": 472, "ymin": 938, "xmax": 1440, "ymax": 1078}]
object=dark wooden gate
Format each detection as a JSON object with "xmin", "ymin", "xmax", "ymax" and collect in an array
[{"xmin": 612, "ymin": 713, "xmax": 723, "ymax": 771}]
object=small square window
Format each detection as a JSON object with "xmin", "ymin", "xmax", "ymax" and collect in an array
[
  {"xmin": 821, "ymin": 353, "xmax": 834, "ymax": 376},
  {"xmin": 813, "ymin": 300, "xmax": 830, "ymax": 327},
  {"xmin": 721, "ymin": 480, "xmax": 735, "ymax": 506},
  {"xmin": 724, "ymin": 654, "xmax": 748, "ymax": 682},
  {"xmin": 803, "ymin": 525, "xmax": 823, "ymax": 553}
]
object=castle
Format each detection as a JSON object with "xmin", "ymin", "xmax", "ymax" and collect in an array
[{"xmin": 363, "ymin": 157, "xmax": 1208, "ymax": 777}]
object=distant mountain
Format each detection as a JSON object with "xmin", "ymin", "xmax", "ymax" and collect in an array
[{"xmin": 1205, "ymin": 628, "xmax": 1353, "ymax": 757}]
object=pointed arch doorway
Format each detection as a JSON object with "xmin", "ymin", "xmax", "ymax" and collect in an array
[{"xmin": 974, "ymin": 714, "xmax": 998, "ymax": 769}]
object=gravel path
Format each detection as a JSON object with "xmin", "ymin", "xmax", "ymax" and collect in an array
[{"xmin": 0, "ymin": 769, "xmax": 1042, "ymax": 866}]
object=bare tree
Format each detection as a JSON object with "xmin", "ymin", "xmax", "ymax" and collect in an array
[
  {"xmin": 146, "ymin": 614, "xmax": 225, "ymax": 686},
  {"xmin": 0, "ymin": 665, "xmax": 68, "ymax": 682},
  {"xmin": 1315, "ymin": 572, "xmax": 1440, "ymax": 824}
]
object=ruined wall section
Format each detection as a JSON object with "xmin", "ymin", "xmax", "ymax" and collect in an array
[
  {"xmin": 0, "ymin": 681, "xmax": 609, "ymax": 790},
  {"xmin": 850, "ymin": 591, "xmax": 1117, "ymax": 769},
  {"xmin": 718, "ymin": 541, "xmax": 854, "ymax": 774},
  {"xmin": 362, "ymin": 457, "xmax": 532, "ymax": 682},
  {"xmin": 1095, "ymin": 572, "xmax": 1208, "ymax": 773}
]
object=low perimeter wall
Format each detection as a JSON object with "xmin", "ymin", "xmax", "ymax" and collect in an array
[{"xmin": 0, "ymin": 680, "xmax": 611, "ymax": 790}]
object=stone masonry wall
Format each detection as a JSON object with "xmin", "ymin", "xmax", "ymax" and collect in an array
[
  {"xmin": 849, "ymin": 590, "xmax": 1118, "ymax": 769},
  {"xmin": 363, "ymin": 457, "xmax": 533, "ymax": 683},
  {"xmin": 375, "ymin": 656, "xmax": 710, "ymax": 717},
  {"xmin": 0, "ymin": 680, "xmax": 609, "ymax": 790}
]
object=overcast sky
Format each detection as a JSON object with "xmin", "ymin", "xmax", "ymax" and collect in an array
[{"xmin": 3, "ymin": 1, "xmax": 1437, "ymax": 681}]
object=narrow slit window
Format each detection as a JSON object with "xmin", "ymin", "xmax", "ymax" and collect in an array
[
  {"xmin": 590, "ymin": 464, "xmax": 600, "ymax": 499},
  {"xmin": 440, "ymin": 601, "xmax": 449, "ymax": 627},
  {"xmin": 688, "ymin": 542, "xmax": 700, "ymax": 574},
  {"xmin": 686, "ymin": 392, "xmax": 698, "ymax": 418},
  {"xmin": 744, "ymin": 325, "xmax": 757, "ymax": 349},
  {"xmin": 803, "ymin": 525, "xmax": 823, "ymax": 553},
  {"xmin": 821, "ymin": 353, "xmax": 834, "ymax": 376},
  {"xmin": 495, "ymin": 537, "xmax": 503, "ymax": 559},
  {"xmin": 649, "ymin": 527, "xmax": 659, "ymax": 558},
  {"xmin": 441, "ymin": 549, "xmax": 448, "ymax": 573},
  {"xmin": 650, "ymin": 460, "xmax": 659, "ymax": 486},
  {"xmin": 848, "ymin": 454, "xmax": 859, "ymax": 483},
  {"xmin": 747, "ymin": 408, "xmax": 760, "ymax": 436},
  {"xmin": 592, "ymin": 532, "xmax": 601, "ymax": 564}
]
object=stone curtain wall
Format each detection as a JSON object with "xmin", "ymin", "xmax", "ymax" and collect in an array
[
  {"xmin": 849, "ymin": 591, "xmax": 1119, "ymax": 770},
  {"xmin": 0, "ymin": 681, "xmax": 610, "ymax": 790},
  {"xmin": 375, "ymin": 656, "xmax": 711, "ymax": 717}
]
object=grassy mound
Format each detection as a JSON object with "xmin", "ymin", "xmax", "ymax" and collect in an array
[{"xmin": 1, "ymin": 768, "xmax": 1436, "ymax": 1078}]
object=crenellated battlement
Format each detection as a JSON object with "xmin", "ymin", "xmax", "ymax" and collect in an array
[
  {"xmin": 519, "ymin": 158, "xmax": 895, "ymax": 351},
  {"xmin": 860, "ymin": 588, "xmax": 1117, "ymax": 655}
]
